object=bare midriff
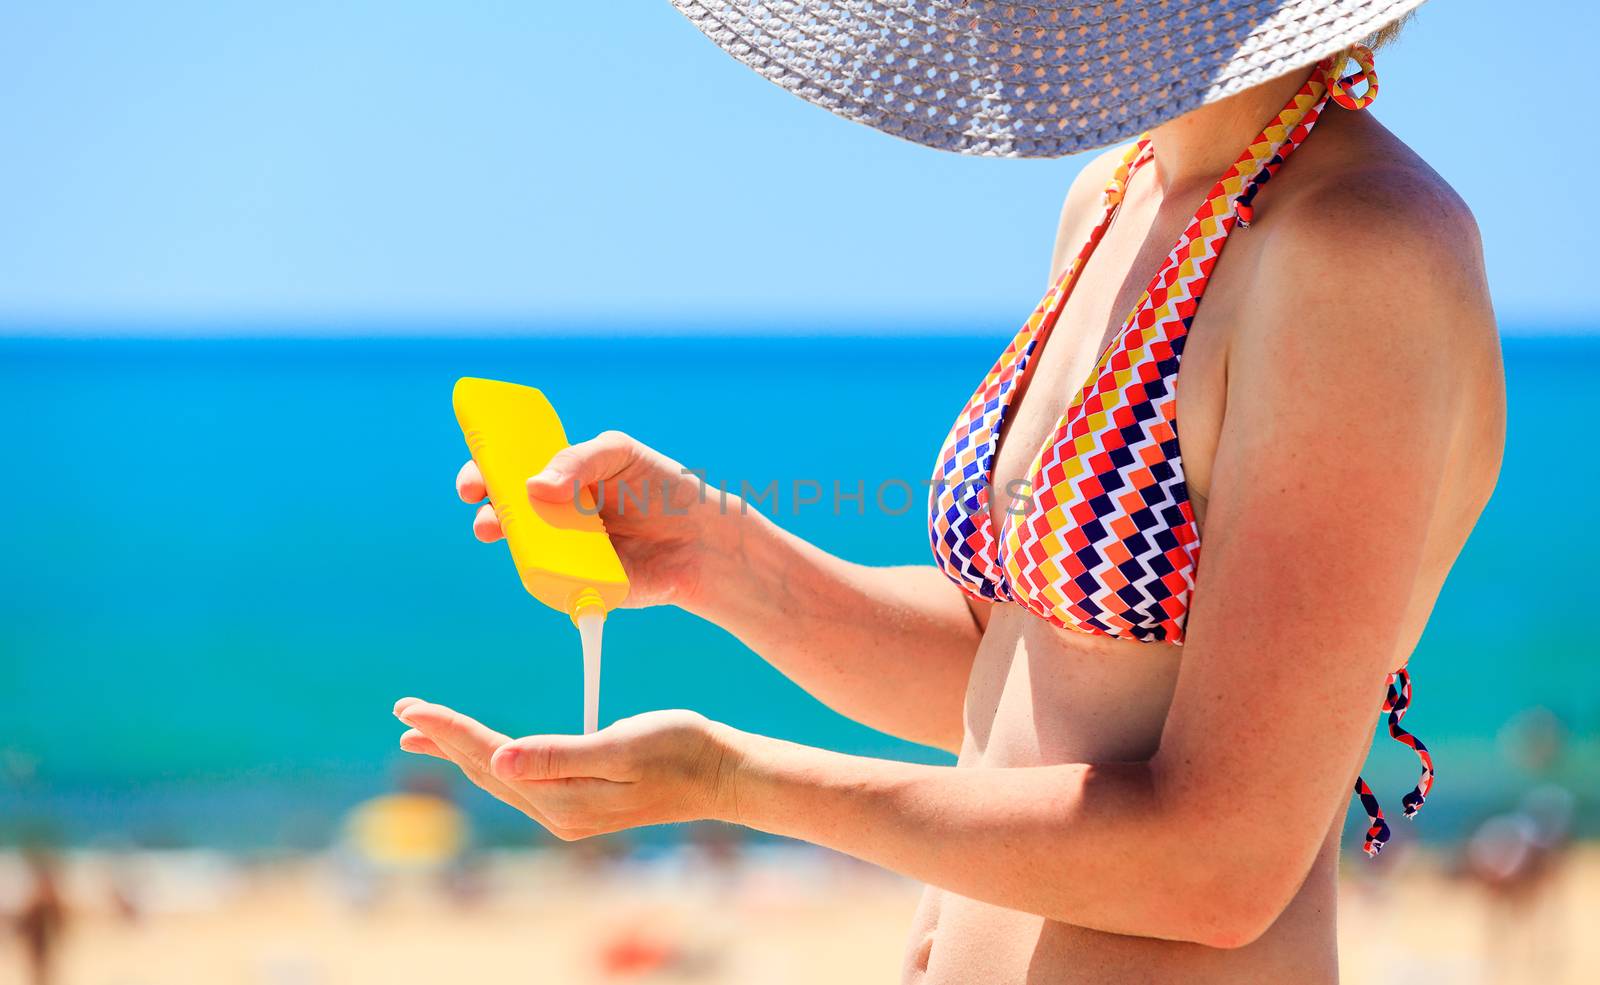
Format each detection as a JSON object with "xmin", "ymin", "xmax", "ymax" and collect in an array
[{"xmin": 899, "ymin": 608, "xmax": 1344, "ymax": 984}]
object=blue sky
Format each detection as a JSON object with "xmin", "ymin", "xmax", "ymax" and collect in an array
[{"xmin": 0, "ymin": 1, "xmax": 1589, "ymax": 334}]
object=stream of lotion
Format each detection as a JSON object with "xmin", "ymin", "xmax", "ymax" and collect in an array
[{"xmin": 575, "ymin": 610, "xmax": 604, "ymax": 735}]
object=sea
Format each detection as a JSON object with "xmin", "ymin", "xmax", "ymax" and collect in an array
[{"xmin": 1, "ymin": 332, "xmax": 1595, "ymax": 851}]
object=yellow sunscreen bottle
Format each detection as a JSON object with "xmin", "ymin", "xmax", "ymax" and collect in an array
[{"xmin": 452, "ymin": 377, "xmax": 629, "ymax": 733}]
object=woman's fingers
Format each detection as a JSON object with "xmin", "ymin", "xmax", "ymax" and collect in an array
[
  {"xmin": 394, "ymin": 699, "xmax": 507, "ymax": 773},
  {"xmin": 398, "ymin": 728, "xmax": 446, "ymax": 759},
  {"xmin": 527, "ymin": 431, "xmax": 640, "ymax": 503},
  {"xmin": 457, "ymin": 459, "xmax": 505, "ymax": 542},
  {"xmin": 459, "ymin": 461, "xmax": 504, "ymax": 542},
  {"xmin": 393, "ymin": 700, "xmax": 560, "ymax": 828},
  {"xmin": 412, "ymin": 741, "xmax": 550, "ymax": 825},
  {"xmin": 456, "ymin": 460, "xmax": 487, "ymax": 503},
  {"xmin": 472, "ymin": 503, "xmax": 504, "ymax": 543}
]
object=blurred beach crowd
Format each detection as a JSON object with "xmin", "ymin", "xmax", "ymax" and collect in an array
[
  {"xmin": 2, "ymin": 837, "xmax": 1595, "ymax": 985},
  {"xmin": 2, "ymin": 705, "xmax": 1594, "ymax": 985}
]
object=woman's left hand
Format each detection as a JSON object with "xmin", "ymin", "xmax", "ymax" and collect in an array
[{"xmin": 393, "ymin": 698, "xmax": 741, "ymax": 840}]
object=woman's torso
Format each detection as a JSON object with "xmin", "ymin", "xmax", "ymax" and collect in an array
[{"xmin": 906, "ymin": 92, "xmax": 1502, "ymax": 984}]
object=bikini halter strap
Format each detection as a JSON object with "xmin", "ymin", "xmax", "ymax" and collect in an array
[
  {"xmin": 1013, "ymin": 46, "xmax": 1382, "ymax": 375},
  {"xmin": 1102, "ymin": 51, "xmax": 1376, "ymax": 252},
  {"xmin": 1235, "ymin": 46, "xmax": 1380, "ymax": 227}
]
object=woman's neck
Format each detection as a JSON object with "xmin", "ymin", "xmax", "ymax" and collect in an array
[{"xmin": 1145, "ymin": 67, "xmax": 1317, "ymax": 196}]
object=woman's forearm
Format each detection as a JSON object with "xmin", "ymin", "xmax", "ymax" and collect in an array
[
  {"xmin": 716, "ymin": 728, "xmax": 1285, "ymax": 949},
  {"xmin": 687, "ymin": 508, "xmax": 979, "ymax": 751}
]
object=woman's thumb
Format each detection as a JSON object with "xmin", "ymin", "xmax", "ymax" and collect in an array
[{"xmin": 526, "ymin": 430, "xmax": 638, "ymax": 502}]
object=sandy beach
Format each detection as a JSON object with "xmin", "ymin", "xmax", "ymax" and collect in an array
[{"xmin": 3, "ymin": 843, "xmax": 1595, "ymax": 985}]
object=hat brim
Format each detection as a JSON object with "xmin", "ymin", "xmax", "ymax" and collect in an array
[{"xmin": 669, "ymin": 0, "xmax": 1426, "ymax": 158}]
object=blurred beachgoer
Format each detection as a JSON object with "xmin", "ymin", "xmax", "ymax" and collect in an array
[
  {"xmin": 688, "ymin": 822, "xmax": 742, "ymax": 896},
  {"xmin": 595, "ymin": 916, "xmax": 723, "ymax": 981},
  {"xmin": 400, "ymin": 3, "xmax": 1505, "ymax": 983},
  {"xmin": 597, "ymin": 922, "xmax": 680, "ymax": 978},
  {"xmin": 14, "ymin": 850, "xmax": 66, "ymax": 985},
  {"xmin": 336, "ymin": 770, "xmax": 468, "ymax": 909},
  {"xmin": 1467, "ymin": 706, "xmax": 1579, "ymax": 984},
  {"xmin": 1500, "ymin": 705, "xmax": 1568, "ymax": 775}
]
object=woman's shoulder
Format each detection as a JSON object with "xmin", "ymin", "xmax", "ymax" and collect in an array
[
  {"xmin": 1248, "ymin": 123, "xmax": 1498, "ymax": 369},
  {"xmin": 1279, "ymin": 137, "xmax": 1481, "ymax": 269},
  {"xmin": 1235, "ymin": 125, "xmax": 1505, "ymax": 492}
]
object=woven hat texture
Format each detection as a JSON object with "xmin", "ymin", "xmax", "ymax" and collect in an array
[{"xmin": 669, "ymin": 0, "xmax": 1425, "ymax": 157}]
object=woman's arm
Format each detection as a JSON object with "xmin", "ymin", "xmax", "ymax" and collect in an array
[
  {"xmin": 690, "ymin": 509, "xmax": 982, "ymax": 751},
  {"xmin": 461, "ymin": 436, "xmax": 982, "ymax": 752}
]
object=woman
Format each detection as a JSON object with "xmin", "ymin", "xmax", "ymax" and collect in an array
[{"xmin": 395, "ymin": 2, "xmax": 1505, "ymax": 981}]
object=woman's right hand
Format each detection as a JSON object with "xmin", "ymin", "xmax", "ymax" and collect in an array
[{"xmin": 455, "ymin": 431, "xmax": 731, "ymax": 611}]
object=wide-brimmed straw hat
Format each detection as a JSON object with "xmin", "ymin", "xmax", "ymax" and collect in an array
[{"xmin": 669, "ymin": 0, "xmax": 1424, "ymax": 157}]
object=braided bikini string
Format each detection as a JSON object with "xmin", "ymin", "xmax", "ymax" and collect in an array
[
  {"xmin": 1386, "ymin": 669, "xmax": 1436, "ymax": 816},
  {"xmin": 1234, "ymin": 47, "xmax": 1381, "ymax": 229},
  {"xmin": 1233, "ymin": 91, "xmax": 1329, "ymax": 228},
  {"xmin": 1002, "ymin": 136, "xmax": 1151, "ymax": 401},
  {"xmin": 1355, "ymin": 668, "xmax": 1436, "ymax": 857}
]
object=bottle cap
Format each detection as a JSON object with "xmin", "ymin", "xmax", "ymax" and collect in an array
[{"xmin": 568, "ymin": 587, "xmax": 607, "ymax": 627}]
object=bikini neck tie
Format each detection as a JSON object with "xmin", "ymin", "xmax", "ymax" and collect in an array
[
  {"xmin": 1323, "ymin": 44, "xmax": 1379, "ymax": 111},
  {"xmin": 1234, "ymin": 45, "xmax": 1379, "ymax": 230}
]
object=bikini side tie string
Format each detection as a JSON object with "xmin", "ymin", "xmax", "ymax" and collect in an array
[
  {"xmin": 1385, "ymin": 668, "xmax": 1435, "ymax": 817},
  {"xmin": 1355, "ymin": 776, "xmax": 1392, "ymax": 857},
  {"xmin": 1354, "ymin": 668, "xmax": 1435, "ymax": 857}
]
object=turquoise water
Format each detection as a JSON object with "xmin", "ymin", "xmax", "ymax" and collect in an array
[{"xmin": 1, "ymin": 334, "xmax": 1595, "ymax": 848}]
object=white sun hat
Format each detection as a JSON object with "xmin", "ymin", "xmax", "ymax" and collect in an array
[{"xmin": 668, "ymin": 0, "xmax": 1424, "ymax": 157}]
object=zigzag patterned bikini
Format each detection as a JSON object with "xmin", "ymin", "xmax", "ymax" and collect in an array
[{"xmin": 926, "ymin": 48, "xmax": 1431, "ymax": 857}]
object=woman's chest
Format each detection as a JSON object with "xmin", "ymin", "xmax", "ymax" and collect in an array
[{"xmin": 985, "ymin": 196, "xmax": 1253, "ymax": 532}]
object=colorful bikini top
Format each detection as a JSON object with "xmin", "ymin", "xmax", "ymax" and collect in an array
[{"xmin": 926, "ymin": 48, "xmax": 1431, "ymax": 857}]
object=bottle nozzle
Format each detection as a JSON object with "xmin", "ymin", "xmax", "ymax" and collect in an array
[{"xmin": 569, "ymin": 587, "xmax": 607, "ymax": 628}]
